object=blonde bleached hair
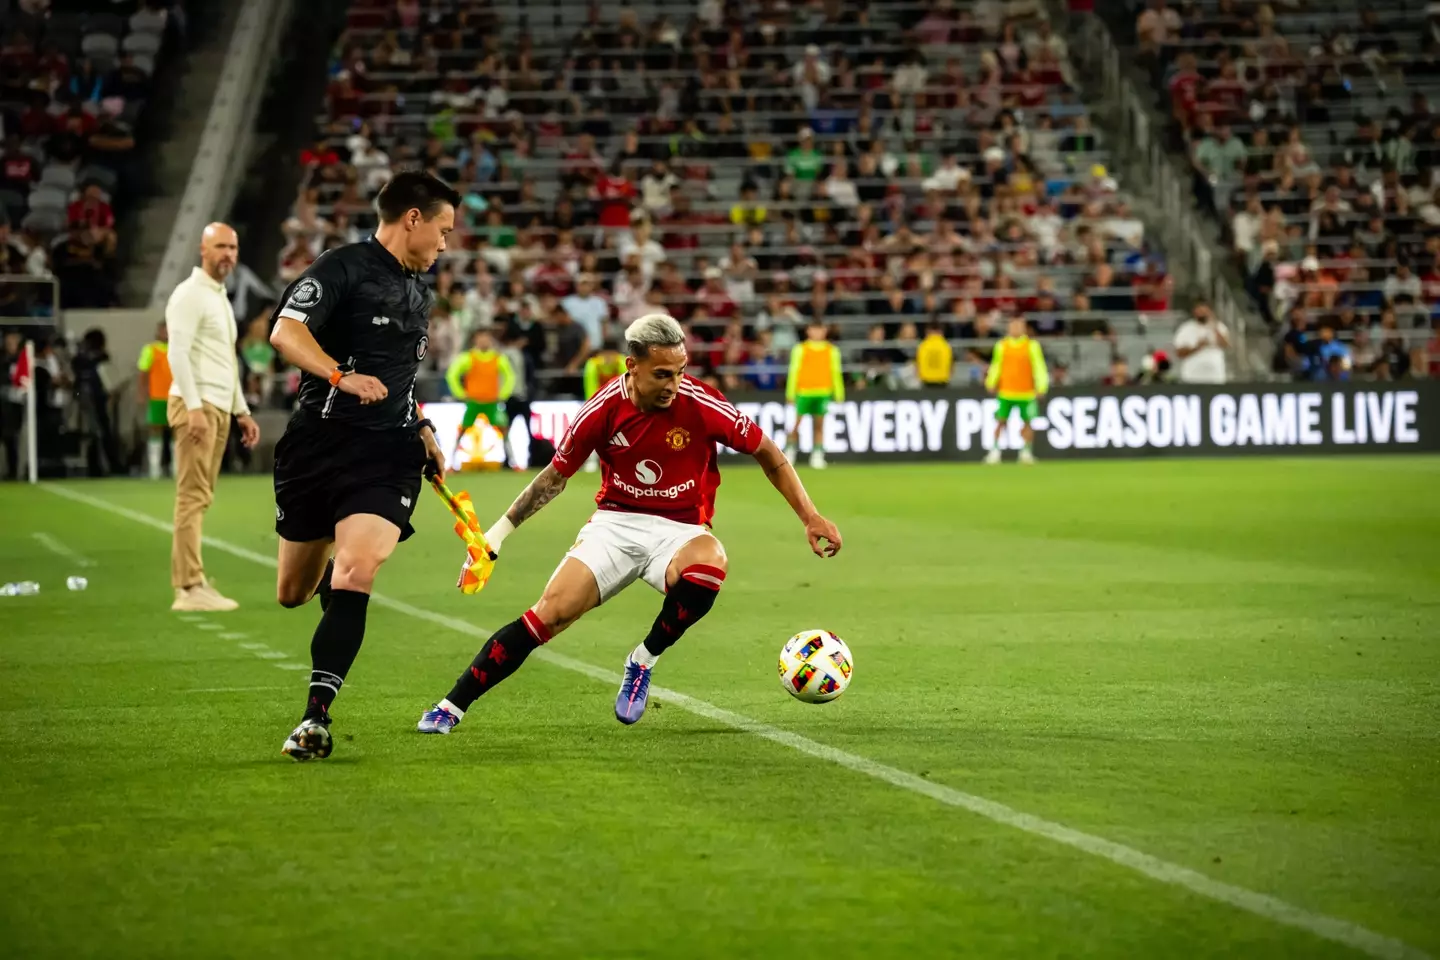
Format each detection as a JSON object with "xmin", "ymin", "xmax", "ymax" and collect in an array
[{"xmin": 625, "ymin": 313, "xmax": 685, "ymax": 357}]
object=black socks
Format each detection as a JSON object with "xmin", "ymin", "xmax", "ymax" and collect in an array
[
  {"xmin": 641, "ymin": 565, "xmax": 725, "ymax": 657},
  {"xmin": 444, "ymin": 610, "xmax": 551, "ymax": 711},
  {"xmin": 303, "ymin": 589, "xmax": 368, "ymax": 723}
]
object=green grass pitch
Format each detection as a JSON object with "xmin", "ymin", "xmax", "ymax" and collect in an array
[{"xmin": 1, "ymin": 457, "xmax": 1437, "ymax": 959}]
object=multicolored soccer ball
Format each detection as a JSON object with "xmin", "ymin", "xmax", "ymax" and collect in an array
[{"xmin": 778, "ymin": 629, "xmax": 853, "ymax": 704}]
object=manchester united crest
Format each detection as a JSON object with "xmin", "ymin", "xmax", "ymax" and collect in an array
[{"xmin": 664, "ymin": 426, "xmax": 691, "ymax": 451}]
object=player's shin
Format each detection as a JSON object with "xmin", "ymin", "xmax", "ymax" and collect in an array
[
  {"xmin": 303, "ymin": 589, "xmax": 368, "ymax": 723},
  {"xmin": 632, "ymin": 564, "xmax": 726, "ymax": 665},
  {"xmin": 441, "ymin": 609, "xmax": 550, "ymax": 713}
]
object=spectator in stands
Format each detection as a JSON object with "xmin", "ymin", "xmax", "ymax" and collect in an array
[
  {"xmin": 1173, "ymin": 301, "xmax": 1230, "ymax": 384},
  {"xmin": 50, "ymin": 223, "xmax": 115, "ymax": 308},
  {"xmin": 1312, "ymin": 322, "xmax": 1352, "ymax": 381},
  {"xmin": 1102, "ymin": 357, "xmax": 1131, "ymax": 387},
  {"xmin": 0, "ymin": 136, "xmax": 39, "ymax": 196},
  {"xmin": 1193, "ymin": 124, "xmax": 1246, "ymax": 212},
  {"xmin": 640, "ymin": 159, "xmax": 678, "ymax": 217},
  {"xmin": 786, "ymin": 128, "xmax": 825, "ymax": 182},
  {"xmin": 561, "ymin": 273, "xmax": 610, "ymax": 355},
  {"xmin": 1136, "ymin": 0, "xmax": 1183, "ymax": 67},
  {"xmin": 544, "ymin": 297, "xmax": 588, "ymax": 396},
  {"xmin": 68, "ymin": 184, "xmax": 116, "ymax": 245},
  {"xmin": 617, "ymin": 215, "xmax": 666, "ymax": 282},
  {"xmin": 1383, "ymin": 260, "xmax": 1422, "ymax": 306}
]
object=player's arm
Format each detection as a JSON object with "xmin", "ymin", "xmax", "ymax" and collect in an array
[
  {"xmin": 829, "ymin": 343, "xmax": 845, "ymax": 403},
  {"xmin": 483, "ymin": 398, "xmax": 601, "ymax": 553},
  {"xmin": 411, "ymin": 397, "xmax": 445, "ymax": 480},
  {"xmin": 583, "ymin": 356, "xmax": 599, "ymax": 399},
  {"xmin": 480, "ymin": 464, "xmax": 568, "ymax": 557},
  {"xmin": 984, "ymin": 341, "xmax": 1003, "ymax": 394},
  {"xmin": 269, "ymin": 258, "xmax": 386, "ymax": 404},
  {"xmin": 785, "ymin": 344, "xmax": 801, "ymax": 403},
  {"xmin": 444, "ymin": 352, "xmax": 470, "ymax": 399},
  {"xmin": 164, "ymin": 287, "xmax": 204, "ymax": 413},
  {"xmin": 136, "ymin": 344, "xmax": 152, "ymax": 401},
  {"xmin": 752, "ymin": 434, "xmax": 842, "ymax": 558},
  {"xmin": 1030, "ymin": 340, "xmax": 1050, "ymax": 396}
]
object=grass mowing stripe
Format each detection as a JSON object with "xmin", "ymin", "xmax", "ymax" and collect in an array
[{"xmin": 43, "ymin": 482, "xmax": 1430, "ymax": 960}]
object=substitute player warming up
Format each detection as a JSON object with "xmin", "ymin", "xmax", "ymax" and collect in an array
[
  {"xmin": 268, "ymin": 172, "xmax": 457, "ymax": 760},
  {"xmin": 416, "ymin": 313, "xmax": 842, "ymax": 734}
]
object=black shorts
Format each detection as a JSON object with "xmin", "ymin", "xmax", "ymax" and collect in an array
[{"xmin": 273, "ymin": 412, "xmax": 426, "ymax": 543}]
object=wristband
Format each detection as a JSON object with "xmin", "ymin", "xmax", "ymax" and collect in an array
[
  {"xmin": 486, "ymin": 515, "xmax": 515, "ymax": 554},
  {"xmin": 415, "ymin": 418, "xmax": 435, "ymax": 436}
]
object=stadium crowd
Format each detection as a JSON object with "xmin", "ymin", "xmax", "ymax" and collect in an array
[
  {"xmin": 0, "ymin": 0, "xmax": 185, "ymax": 312},
  {"xmin": 250, "ymin": 0, "xmax": 1193, "ymax": 407},
  {"xmin": 1129, "ymin": 0, "xmax": 1440, "ymax": 380}
]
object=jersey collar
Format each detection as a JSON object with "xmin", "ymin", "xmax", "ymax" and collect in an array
[{"xmin": 365, "ymin": 235, "xmax": 419, "ymax": 278}]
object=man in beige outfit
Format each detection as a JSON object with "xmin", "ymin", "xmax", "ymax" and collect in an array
[{"xmin": 165, "ymin": 222, "xmax": 260, "ymax": 611}]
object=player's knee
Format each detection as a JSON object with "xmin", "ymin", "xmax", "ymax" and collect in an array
[
  {"xmin": 683, "ymin": 541, "xmax": 728, "ymax": 577},
  {"xmin": 276, "ymin": 583, "xmax": 311, "ymax": 608},
  {"xmin": 331, "ymin": 554, "xmax": 384, "ymax": 593}
]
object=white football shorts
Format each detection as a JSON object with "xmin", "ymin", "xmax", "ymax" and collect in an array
[{"xmin": 557, "ymin": 510, "xmax": 711, "ymax": 603}]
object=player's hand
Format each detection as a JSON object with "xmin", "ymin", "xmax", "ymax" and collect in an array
[
  {"xmin": 804, "ymin": 514, "xmax": 842, "ymax": 558},
  {"xmin": 338, "ymin": 373, "xmax": 388, "ymax": 404},
  {"xmin": 422, "ymin": 436, "xmax": 446, "ymax": 482},
  {"xmin": 185, "ymin": 408, "xmax": 211, "ymax": 445},
  {"xmin": 236, "ymin": 414, "xmax": 260, "ymax": 449}
]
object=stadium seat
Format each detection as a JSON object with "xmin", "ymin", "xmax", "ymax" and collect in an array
[
  {"xmin": 26, "ymin": 186, "xmax": 68, "ymax": 214},
  {"xmin": 22, "ymin": 208, "xmax": 66, "ymax": 238},
  {"xmin": 40, "ymin": 166, "xmax": 78, "ymax": 193},
  {"xmin": 122, "ymin": 32, "xmax": 162, "ymax": 58},
  {"xmin": 81, "ymin": 32, "xmax": 120, "ymax": 59},
  {"xmin": 77, "ymin": 164, "xmax": 119, "ymax": 194}
]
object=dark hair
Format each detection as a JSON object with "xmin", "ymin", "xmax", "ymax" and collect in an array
[{"xmin": 374, "ymin": 171, "xmax": 461, "ymax": 224}]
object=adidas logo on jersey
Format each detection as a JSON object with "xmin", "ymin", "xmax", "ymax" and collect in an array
[{"xmin": 609, "ymin": 431, "xmax": 631, "ymax": 448}]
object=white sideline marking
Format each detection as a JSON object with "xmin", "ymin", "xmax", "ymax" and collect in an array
[
  {"xmin": 31, "ymin": 531, "xmax": 95, "ymax": 567},
  {"xmin": 41, "ymin": 484, "xmax": 1428, "ymax": 960}
]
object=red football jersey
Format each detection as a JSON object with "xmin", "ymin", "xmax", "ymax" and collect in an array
[{"xmin": 551, "ymin": 374, "xmax": 764, "ymax": 526}]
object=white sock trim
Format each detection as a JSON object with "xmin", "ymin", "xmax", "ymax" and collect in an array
[
  {"xmin": 438, "ymin": 698, "xmax": 465, "ymax": 720},
  {"xmin": 629, "ymin": 643, "xmax": 659, "ymax": 669}
]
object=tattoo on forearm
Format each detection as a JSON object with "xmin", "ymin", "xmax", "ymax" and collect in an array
[{"xmin": 506, "ymin": 466, "xmax": 567, "ymax": 527}]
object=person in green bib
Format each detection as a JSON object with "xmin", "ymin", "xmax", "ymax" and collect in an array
[
  {"xmin": 784, "ymin": 320, "xmax": 844, "ymax": 470},
  {"xmin": 445, "ymin": 327, "xmax": 516, "ymax": 469}
]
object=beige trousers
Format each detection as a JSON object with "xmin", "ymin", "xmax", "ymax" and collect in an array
[{"xmin": 168, "ymin": 397, "xmax": 230, "ymax": 589}]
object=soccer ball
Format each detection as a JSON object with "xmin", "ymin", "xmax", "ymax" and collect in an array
[{"xmin": 778, "ymin": 629, "xmax": 853, "ymax": 703}]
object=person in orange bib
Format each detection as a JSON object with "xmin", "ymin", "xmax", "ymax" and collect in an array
[
  {"xmin": 784, "ymin": 319, "xmax": 845, "ymax": 469},
  {"xmin": 984, "ymin": 316, "xmax": 1050, "ymax": 464},
  {"xmin": 136, "ymin": 321, "xmax": 171, "ymax": 479},
  {"xmin": 445, "ymin": 327, "xmax": 516, "ymax": 468}
]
